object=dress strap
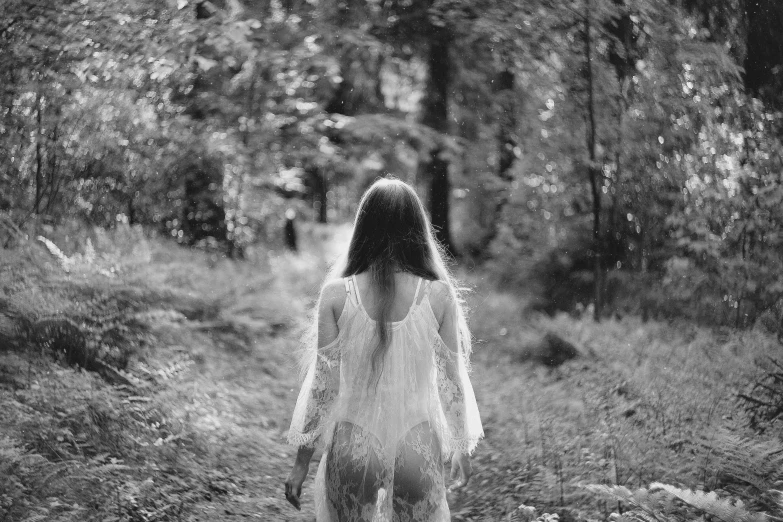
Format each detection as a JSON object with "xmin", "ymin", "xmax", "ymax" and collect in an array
[
  {"xmin": 405, "ymin": 277, "xmax": 422, "ymax": 317},
  {"xmin": 344, "ymin": 276, "xmax": 360, "ymax": 306},
  {"xmin": 349, "ymin": 275, "xmax": 362, "ymax": 307},
  {"xmin": 421, "ymin": 279, "xmax": 433, "ymax": 299},
  {"xmin": 411, "ymin": 277, "xmax": 423, "ymax": 308}
]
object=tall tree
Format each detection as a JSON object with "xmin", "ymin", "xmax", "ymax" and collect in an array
[
  {"xmin": 475, "ymin": 53, "xmax": 518, "ymax": 254},
  {"xmin": 744, "ymin": 0, "xmax": 783, "ymax": 109},
  {"xmin": 366, "ymin": 1, "xmax": 460, "ymax": 254},
  {"xmin": 583, "ymin": 0, "xmax": 604, "ymax": 319},
  {"xmin": 420, "ymin": 25, "xmax": 456, "ymax": 254}
]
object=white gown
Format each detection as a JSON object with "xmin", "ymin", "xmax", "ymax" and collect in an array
[{"xmin": 287, "ymin": 276, "xmax": 483, "ymax": 522}]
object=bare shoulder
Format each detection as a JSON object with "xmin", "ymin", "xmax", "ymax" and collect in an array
[
  {"xmin": 321, "ymin": 279, "xmax": 345, "ymax": 303},
  {"xmin": 428, "ymin": 280, "xmax": 454, "ymax": 323},
  {"xmin": 320, "ymin": 278, "xmax": 347, "ymax": 318},
  {"xmin": 429, "ymin": 279, "xmax": 451, "ymax": 299}
]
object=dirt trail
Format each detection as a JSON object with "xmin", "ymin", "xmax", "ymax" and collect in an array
[{"xmin": 168, "ymin": 225, "xmax": 539, "ymax": 521}]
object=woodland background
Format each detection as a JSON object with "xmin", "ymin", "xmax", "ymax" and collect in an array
[{"xmin": 2, "ymin": 0, "xmax": 783, "ymax": 521}]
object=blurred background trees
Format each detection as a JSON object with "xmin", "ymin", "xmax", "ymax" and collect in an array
[{"xmin": 2, "ymin": 0, "xmax": 782, "ymax": 328}]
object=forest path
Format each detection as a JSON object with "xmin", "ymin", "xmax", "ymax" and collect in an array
[
  {"xmin": 171, "ymin": 224, "xmax": 544, "ymax": 521},
  {"xmin": 4, "ymin": 223, "xmax": 765, "ymax": 521},
  {"xmin": 162, "ymin": 225, "xmax": 351, "ymax": 521}
]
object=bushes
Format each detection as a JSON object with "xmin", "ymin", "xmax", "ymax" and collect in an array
[
  {"xmin": 464, "ymin": 280, "xmax": 783, "ymax": 520},
  {"xmin": 0, "ymin": 217, "xmax": 331, "ymax": 521},
  {"xmin": 0, "ymin": 350, "xmax": 207, "ymax": 522},
  {"xmin": 0, "ymin": 223, "xmax": 220, "ymax": 520},
  {"xmin": 508, "ymin": 241, "xmax": 782, "ymax": 328},
  {"xmin": 1, "ymin": 224, "xmax": 166, "ymax": 378},
  {"xmin": 3, "ymin": 278, "xmax": 152, "ymax": 376},
  {"xmin": 739, "ymin": 357, "xmax": 783, "ymax": 434},
  {"xmin": 586, "ymin": 482, "xmax": 770, "ymax": 522}
]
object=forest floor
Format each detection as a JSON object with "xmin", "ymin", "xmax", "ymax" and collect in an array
[{"xmin": 2, "ymin": 224, "xmax": 781, "ymax": 522}]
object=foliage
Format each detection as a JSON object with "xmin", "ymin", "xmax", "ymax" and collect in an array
[
  {"xmin": 454, "ymin": 0, "xmax": 783, "ymax": 325},
  {"xmin": 2, "ymin": 0, "xmax": 781, "ymax": 319},
  {"xmin": 1, "ymin": 228, "xmax": 160, "ymax": 377},
  {"xmin": 586, "ymin": 482, "xmax": 768, "ymax": 522},
  {"xmin": 739, "ymin": 357, "xmax": 783, "ymax": 433},
  {"xmin": 3, "ymin": 217, "xmax": 783, "ymax": 520},
  {"xmin": 0, "ymin": 349, "xmax": 208, "ymax": 522},
  {"xmin": 460, "ymin": 281, "xmax": 783, "ymax": 520},
  {"xmin": 693, "ymin": 430, "xmax": 783, "ymax": 512},
  {"xmin": 0, "ymin": 222, "xmax": 348, "ymax": 520}
]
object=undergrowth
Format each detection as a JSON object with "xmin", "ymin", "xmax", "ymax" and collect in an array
[
  {"xmin": 0, "ymin": 351, "xmax": 207, "ymax": 522},
  {"xmin": 460, "ymin": 280, "xmax": 783, "ymax": 522},
  {"xmin": 3, "ymin": 220, "xmax": 782, "ymax": 521},
  {"xmin": 0, "ymin": 221, "xmax": 339, "ymax": 521}
]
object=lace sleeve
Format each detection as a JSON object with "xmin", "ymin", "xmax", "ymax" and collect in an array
[
  {"xmin": 287, "ymin": 339, "xmax": 340, "ymax": 448},
  {"xmin": 434, "ymin": 334, "xmax": 484, "ymax": 456}
]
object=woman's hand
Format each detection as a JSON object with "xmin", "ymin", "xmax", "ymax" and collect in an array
[
  {"xmin": 284, "ymin": 462, "xmax": 307, "ymax": 510},
  {"xmin": 448, "ymin": 451, "xmax": 472, "ymax": 491},
  {"xmin": 284, "ymin": 446, "xmax": 315, "ymax": 510}
]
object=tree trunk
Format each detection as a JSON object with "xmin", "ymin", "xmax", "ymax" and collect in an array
[
  {"xmin": 325, "ymin": 53, "xmax": 358, "ymax": 115},
  {"xmin": 744, "ymin": 0, "xmax": 783, "ymax": 109},
  {"xmin": 375, "ymin": 53, "xmax": 385, "ymax": 106},
  {"xmin": 585, "ymin": 0, "xmax": 603, "ymax": 321},
  {"xmin": 479, "ymin": 66, "xmax": 517, "ymax": 254},
  {"xmin": 308, "ymin": 166, "xmax": 328, "ymax": 224},
  {"xmin": 325, "ymin": 0, "xmax": 355, "ymax": 116},
  {"xmin": 496, "ymin": 69, "xmax": 516, "ymax": 181},
  {"xmin": 318, "ymin": 175, "xmax": 328, "ymax": 224},
  {"xmin": 427, "ymin": 154, "xmax": 451, "ymax": 248},
  {"xmin": 421, "ymin": 27, "xmax": 456, "ymax": 256},
  {"xmin": 326, "ymin": 0, "xmax": 380, "ymax": 116},
  {"xmin": 34, "ymin": 91, "xmax": 44, "ymax": 215},
  {"xmin": 44, "ymin": 122, "xmax": 59, "ymax": 214}
]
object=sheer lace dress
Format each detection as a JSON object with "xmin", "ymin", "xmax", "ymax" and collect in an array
[{"xmin": 288, "ymin": 276, "xmax": 483, "ymax": 522}]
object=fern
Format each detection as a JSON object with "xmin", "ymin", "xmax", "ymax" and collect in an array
[
  {"xmin": 651, "ymin": 483, "xmax": 767, "ymax": 522},
  {"xmin": 740, "ymin": 357, "xmax": 783, "ymax": 432},
  {"xmin": 617, "ymin": 509, "xmax": 667, "ymax": 522},
  {"xmin": 586, "ymin": 482, "xmax": 772, "ymax": 522},
  {"xmin": 696, "ymin": 429, "xmax": 783, "ymax": 511},
  {"xmin": 583, "ymin": 484, "xmax": 676, "ymax": 522}
]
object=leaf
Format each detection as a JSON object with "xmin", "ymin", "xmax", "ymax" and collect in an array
[
  {"xmin": 650, "ymin": 483, "xmax": 767, "ymax": 522},
  {"xmin": 194, "ymin": 55, "xmax": 218, "ymax": 72}
]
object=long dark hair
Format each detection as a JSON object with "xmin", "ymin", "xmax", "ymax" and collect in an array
[{"xmin": 301, "ymin": 178, "xmax": 472, "ymax": 388}]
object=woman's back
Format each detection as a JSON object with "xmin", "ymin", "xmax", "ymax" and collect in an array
[
  {"xmin": 285, "ymin": 178, "xmax": 482, "ymax": 522},
  {"xmin": 352, "ymin": 272, "xmax": 429, "ymax": 322},
  {"xmin": 327, "ymin": 274, "xmax": 440, "ymax": 447},
  {"xmin": 297, "ymin": 273, "xmax": 477, "ymax": 521}
]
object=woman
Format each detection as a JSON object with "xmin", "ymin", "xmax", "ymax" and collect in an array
[{"xmin": 285, "ymin": 178, "xmax": 483, "ymax": 521}]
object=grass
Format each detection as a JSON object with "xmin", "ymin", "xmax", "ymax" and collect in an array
[
  {"xmin": 0, "ymin": 222, "xmax": 341, "ymax": 522},
  {"xmin": 1, "ymin": 221, "xmax": 782, "ymax": 521},
  {"xmin": 459, "ymin": 280, "xmax": 782, "ymax": 520}
]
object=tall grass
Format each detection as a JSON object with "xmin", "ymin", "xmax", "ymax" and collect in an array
[
  {"xmin": 459, "ymin": 278, "xmax": 783, "ymax": 521},
  {"xmin": 0, "ymin": 219, "xmax": 348, "ymax": 521}
]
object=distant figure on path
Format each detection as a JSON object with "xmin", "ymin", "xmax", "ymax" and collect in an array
[
  {"xmin": 284, "ymin": 208, "xmax": 298, "ymax": 251},
  {"xmin": 284, "ymin": 178, "xmax": 484, "ymax": 521}
]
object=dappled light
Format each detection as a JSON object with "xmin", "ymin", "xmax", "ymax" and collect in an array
[{"xmin": 2, "ymin": 0, "xmax": 783, "ymax": 521}]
